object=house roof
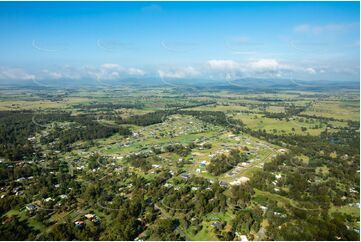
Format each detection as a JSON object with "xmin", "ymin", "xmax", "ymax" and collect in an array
[{"xmin": 26, "ymin": 204, "xmax": 36, "ymax": 210}]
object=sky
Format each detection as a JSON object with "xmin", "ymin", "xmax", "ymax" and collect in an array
[{"xmin": 0, "ymin": 1, "xmax": 359, "ymax": 84}]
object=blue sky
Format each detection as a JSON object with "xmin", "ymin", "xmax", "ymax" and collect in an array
[{"xmin": 0, "ymin": 1, "xmax": 359, "ymax": 83}]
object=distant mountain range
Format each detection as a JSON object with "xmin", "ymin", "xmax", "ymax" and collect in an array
[{"xmin": 0, "ymin": 77, "xmax": 359, "ymax": 91}]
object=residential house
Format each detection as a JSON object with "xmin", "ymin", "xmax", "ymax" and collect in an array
[
  {"xmin": 180, "ymin": 173, "xmax": 191, "ymax": 179},
  {"xmin": 219, "ymin": 181, "xmax": 228, "ymax": 187},
  {"xmin": 74, "ymin": 220, "xmax": 85, "ymax": 229},
  {"xmin": 211, "ymin": 221, "xmax": 223, "ymax": 230},
  {"xmin": 26, "ymin": 204, "xmax": 37, "ymax": 212}
]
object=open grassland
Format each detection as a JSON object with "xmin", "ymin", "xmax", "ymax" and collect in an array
[
  {"xmin": 227, "ymin": 112, "xmax": 340, "ymax": 136},
  {"xmin": 302, "ymin": 100, "xmax": 360, "ymax": 121},
  {"xmin": 0, "ymin": 97, "xmax": 92, "ymax": 111}
]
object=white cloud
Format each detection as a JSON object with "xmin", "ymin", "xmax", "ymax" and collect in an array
[
  {"xmin": 128, "ymin": 68, "xmax": 145, "ymax": 76},
  {"xmin": 42, "ymin": 70, "xmax": 63, "ymax": 79},
  {"xmin": 0, "ymin": 64, "xmax": 145, "ymax": 82},
  {"xmin": 249, "ymin": 59, "xmax": 281, "ymax": 70},
  {"xmin": 85, "ymin": 64, "xmax": 145, "ymax": 80},
  {"xmin": 92, "ymin": 64, "xmax": 145, "ymax": 79},
  {"xmin": 158, "ymin": 66, "xmax": 199, "ymax": 79},
  {"xmin": 207, "ymin": 58, "xmax": 288, "ymax": 79},
  {"xmin": 206, "ymin": 58, "xmax": 332, "ymax": 80},
  {"xmin": 0, "ymin": 67, "xmax": 35, "ymax": 81},
  {"xmin": 305, "ymin": 67, "xmax": 316, "ymax": 74},
  {"xmin": 0, "ymin": 59, "xmax": 356, "ymax": 84},
  {"xmin": 208, "ymin": 59, "xmax": 284, "ymax": 73},
  {"xmin": 207, "ymin": 60, "xmax": 242, "ymax": 71},
  {"xmin": 101, "ymin": 63, "xmax": 121, "ymax": 69}
]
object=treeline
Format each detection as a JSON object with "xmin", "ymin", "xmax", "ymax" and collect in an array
[
  {"xmin": 179, "ymin": 110, "xmax": 235, "ymax": 127},
  {"xmin": 0, "ymin": 111, "xmax": 44, "ymax": 160},
  {"xmin": 112, "ymin": 101, "xmax": 217, "ymax": 127},
  {"xmin": 263, "ymin": 103, "xmax": 310, "ymax": 119},
  {"xmin": 86, "ymin": 106, "xmax": 240, "ymax": 130},
  {"xmin": 73, "ymin": 102, "xmax": 144, "ymax": 111},
  {"xmin": 40, "ymin": 115, "xmax": 131, "ymax": 152},
  {"xmin": 0, "ymin": 111, "xmax": 131, "ymax": 160},
  {"xmin": 299, "ymin": 113, "xmax": 359, "ymax": 123},
  {"xmin": 118, "ymin": 110, "xmax": 167, "ymax": 126}
]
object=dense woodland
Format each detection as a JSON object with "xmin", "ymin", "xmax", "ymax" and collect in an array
[{"xmin": 0, "ymin": 111, "xmax": 131, "ymax": 159}]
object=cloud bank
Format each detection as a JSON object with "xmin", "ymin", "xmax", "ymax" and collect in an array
[
  {"xmin": 0, "ymin": 64, "xmax": 145, "ymax": 82},
  {"xmin": 0, "ymin": 58, "xmax": 358, "ymax": 83}
]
